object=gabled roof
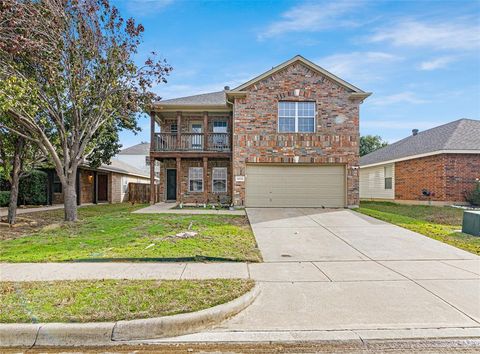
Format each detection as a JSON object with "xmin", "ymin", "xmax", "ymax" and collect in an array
[
  {"xmin": 360, "ymin": 119, "xmax": 480, "ymax": 167},
  {"xmin": 118, "ymin": 142, "xmax": 150, "ymax": 155},
  {"xmin": 154, "ymin": 55, "xmax": 371, "ymax": 109},
  {"xmin": 98, "ymin": 159, "xmax": 149, "ymax": 179},
  {"xmin": 232, "ymin": 55, "xmax": 367, "ymax": 93}
]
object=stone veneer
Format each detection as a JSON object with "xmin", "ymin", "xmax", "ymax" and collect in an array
[{"xmin": 232, "ymin": 62, "xmax": 363, "ymax": 207}]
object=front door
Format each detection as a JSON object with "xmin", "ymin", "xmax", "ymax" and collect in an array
[
  {"xmin": 97, "ymin": 174, "xmax": 108, "ymax": 202},
  {"xmin": 166, "ymin": 169, "xmax": 177, "ymax": 201}
]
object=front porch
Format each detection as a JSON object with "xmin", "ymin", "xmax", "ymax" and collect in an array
[{"xmin": 150, "ymin": 157, "xmax": 233, "ymax": 205}]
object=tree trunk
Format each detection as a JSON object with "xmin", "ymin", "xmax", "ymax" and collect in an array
[
  {"xmin": 7, "ymin": 137, "xmax": 24, "ymax": 225},
  {"xmin": 63, "ymin": 182, "xmax": 78, "ymax": 221}
]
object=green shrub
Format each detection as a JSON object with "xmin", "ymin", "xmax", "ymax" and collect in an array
[
  {"xmin": 18, "ymin": 170, "xmax": 48, "ymax": 205},
  {"xmin": 465, "ymin": 180, "xmax": 480, "ymax": 206},
  {"xmin": 0, "ymin": 191, "xmax": 10, "ymax": 207}
]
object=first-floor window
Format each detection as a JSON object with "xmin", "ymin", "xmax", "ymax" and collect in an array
[
  {"xmin": 122, "ymin": 177, "xmax": 128, "ymax": 193},
  {"xmin": 189, "ymin": 167, "xmax": 203, "ymax": 192},
  {"xmin": 384, "ymin": 165, "xmax": 393, "ymax": 190},
  {"xmin": 212, "ymin": 167, "xmax": 227, "ymax": 193}
]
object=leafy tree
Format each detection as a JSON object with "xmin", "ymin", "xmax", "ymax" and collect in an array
[
  {"xmin": 0, "ymin": 0, "xmax": 171, "ymax": 221},
  {"xmin": 0, "ymin": 123, "xmax": 47, "ymax": 225},
  {"xmin": 360, "ymin": 135, "xmax": 388, "ymax": 156}
]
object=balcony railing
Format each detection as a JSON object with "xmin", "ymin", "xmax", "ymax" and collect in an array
[{"xmin": 153, "ymin": 132, "xmax": 230, "ymax": 152}]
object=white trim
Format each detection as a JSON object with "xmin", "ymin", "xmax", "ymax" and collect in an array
[
  {"xmin": 360, "ymin": 150, "xmax": 480, "ymax": 168},
  {"xmin": 212, "ymin": 167, "xmax": 227, "ymax": 193},
  {"xmin": 188, "ymin": 167, "xmax": 204, "ymax": 192}
]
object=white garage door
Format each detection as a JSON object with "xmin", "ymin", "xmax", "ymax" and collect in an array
[{"xmin": 245, "ymin": 164, "xmax": 345, "ymax": 208}]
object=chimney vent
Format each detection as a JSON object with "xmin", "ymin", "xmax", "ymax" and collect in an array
[
  {"xmin": 224, "ymin": 86, "xmax": 230, "ymax": 91},
  {"xmin": 412, "ymin": 129, "xmax": 419, "ymax": 136}
]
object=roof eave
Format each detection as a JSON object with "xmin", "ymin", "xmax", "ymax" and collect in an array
[
  {"xmin": 360, "ymin": 149, "xmax": 480, "ymax": 168},
  {"xmin": 152, "ymin": 104, "xmax": 232, "ymax": 112}
]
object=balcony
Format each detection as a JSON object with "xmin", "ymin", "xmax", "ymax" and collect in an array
[{"xmin": 152, "ymin": 132, "xmax": 231, "ymax": 153}]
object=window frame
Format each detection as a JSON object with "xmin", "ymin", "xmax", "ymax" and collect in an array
[
  {"xmin": 278, "ymin": 101, "xmax": 316, "ymax": 133},
  {"xmin": 188, "ymin": 167, "xmax": 204, "ymax": 192},
  {"xmin": 53, "ymin": 173, "xmax": 62, "ymax": 193},
  {"xmin": 384, "ymin": 165, "xmax": 393, "ymax": 190},
  {"xmin": 212, "ymin": 167, "xmax": 227, "ymax": 193}
]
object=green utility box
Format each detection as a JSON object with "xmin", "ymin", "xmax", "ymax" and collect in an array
[{"xmin": 462, "ymin": 210, "xmax": 480, "ymax": 236}]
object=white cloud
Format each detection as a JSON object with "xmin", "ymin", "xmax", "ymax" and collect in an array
[
  {"xmin": 418, "ymin": 56, "xmax": 456, "ymax": 71},
  {"xmin": 125, "ymin": 0, "xmax": 174, "ymax": 16},
  {"xmin": 369, "ymin": 18, "xmax": 480, "ymax": 50},
  {"xmin": 370, "ymin": 92, "xmax": 429, "ymax": 106},
  {"xmin": 317, "ymin": 51, "xmax": 401, "ymax": 85},
  {"xmin": 259, "ymin": 1, "xmax": 363, "ymax": 39}
]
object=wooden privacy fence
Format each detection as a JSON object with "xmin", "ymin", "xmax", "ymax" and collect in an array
[{"xmin": 128, "ymin": 183, "xmax": 160, "ymax": 204}]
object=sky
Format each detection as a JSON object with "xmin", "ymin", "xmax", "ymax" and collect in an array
[{"xmin": 113, "ymin": 0, "xmax": 480, "ymax": 148}]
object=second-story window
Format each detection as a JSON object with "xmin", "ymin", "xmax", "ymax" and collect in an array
[{"xmin": 278, "ymin": 101, "xmax": 315, "ymax": 133}]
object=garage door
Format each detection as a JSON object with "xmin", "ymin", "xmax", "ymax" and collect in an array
[{"xmin": 245, "ymin": 164, "xmax": 345, "ymax": 208}]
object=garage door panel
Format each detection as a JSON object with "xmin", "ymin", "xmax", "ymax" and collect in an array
[{"xmin": 245, "ymin": 165, "xmax": 345, "ymax": 208}]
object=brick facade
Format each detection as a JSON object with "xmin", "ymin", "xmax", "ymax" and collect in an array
[
  {"xmin": 395, "ymin": 153, "xmax": 480, "ymax": 203},
  {"xmin": 159, "ymin": 158, "xmax": 231, "ymax": 204},
  {"xmin": 232, "ymin": 62, "xmax": 362, "ymax": 206}
]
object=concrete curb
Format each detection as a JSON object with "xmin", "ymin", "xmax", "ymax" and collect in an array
[
  {"xmin": 112, "ymin": 283, "xmax": 260, "ymax": 341},
  {"xmin": 0, "ymin": 284, "xmax": 260, "ymax": 347}
]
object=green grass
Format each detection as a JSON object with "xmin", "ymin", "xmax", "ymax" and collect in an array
[
  {"xmin": 0, "ymin": 203, "xmax": 261, "ymax": 262},
  {"xmin": 357, "ymin": 201, "xmax": 479, "ymax": 255},
  {"xmin": 0, "ymin": 279, "xmax": 254, "ymax": 323}
]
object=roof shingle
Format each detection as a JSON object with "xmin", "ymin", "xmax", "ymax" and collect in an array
[
  {"xmin": 360, "ymin": 119, "xmax": 480, "ymax": 166},
  {"xmin": 157, "ymin": 91, "xmax": 227, "ymax": 106}
]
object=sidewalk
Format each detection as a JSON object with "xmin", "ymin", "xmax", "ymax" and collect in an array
[
  {"xmin": 0, "ymin": 262, "xmax": 250, "ymax": 281},
  {"xmin": 0, "ymin": 204, "xmax": 65, "ymax": 217}
]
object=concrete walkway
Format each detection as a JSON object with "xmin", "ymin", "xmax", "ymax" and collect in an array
[
  {"xmin": 133, "ymin": 202, "xmax": 245, "ymax": 215},
  {"xmin": 0, "ymin": 204, "xmax": 65, "ymax": 217}
]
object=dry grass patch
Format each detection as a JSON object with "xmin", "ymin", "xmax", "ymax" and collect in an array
[{"xmin": 0, "ymin": 279, "xmax": 254, "ymax": 323}]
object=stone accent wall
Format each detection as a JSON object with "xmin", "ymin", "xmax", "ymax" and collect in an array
[
  {"xmin": 232, "ymin": 62, "xmax": 362, "ymax": 206},
  {"xmin": 395, "ymin": 153, "xmax": 480, "ymax": 203},
  {"xmin": 158, "ymin": 158, "xmax": 231, "ymax": 204}
]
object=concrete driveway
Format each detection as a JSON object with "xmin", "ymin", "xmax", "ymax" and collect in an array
[{"xmin": 166, "ymin": 208, "xmax": 480, "ymax": 343}]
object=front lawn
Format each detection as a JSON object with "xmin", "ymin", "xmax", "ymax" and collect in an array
[
  {"xmin": 0, "ymin": 203, "xmax": 261, "ymax": 262},
  {"xmin": 0, "ymin": 279, "xmax": 253, "ymax": 323},
  {"xmin": 357, "ymin": 201, "xmax": 479, "ymax": 255}
]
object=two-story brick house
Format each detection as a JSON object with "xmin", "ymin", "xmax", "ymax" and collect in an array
[{"xmin": 149, "ymin": 55, "xmax": 370, "ymax": 208}]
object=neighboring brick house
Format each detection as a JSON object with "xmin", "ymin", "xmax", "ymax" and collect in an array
[
  {"xmin": 45, "ymin": 159, "xmax": 150, "ymax": 205},
  {"xmin": 149, "ymin": 55, "xmax": 371, "ymax": 207},
  {"xmin": 359, "ymin": 119, "xmax": 480, "ymax": 205}
]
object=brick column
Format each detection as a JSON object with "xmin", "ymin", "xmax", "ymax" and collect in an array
[
  {"xmin": 150, "ymin": 111, "xmax": 155, "ymax": 151},
  {"xmin": 176, "ymin": 157, "xmax": 182, "ymax": 202},
  {"xmin": 176, "ymin": 111, "xmax": 181, "ymax": 149},
  {"xmin": 203, "ymin": 111, "xmax": 208, "ymax": 150},
  {"xmin": 149, "ymin": 156, "xmax": 155, "ymax": 204},
  {"xmin": 203, "ymin": 157, "xmax": 208, "ymax": 203}
]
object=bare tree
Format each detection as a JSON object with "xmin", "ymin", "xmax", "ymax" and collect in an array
[{"xmin": 0, "ymin": 0, "xmax": 171, "ymax": 221}]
